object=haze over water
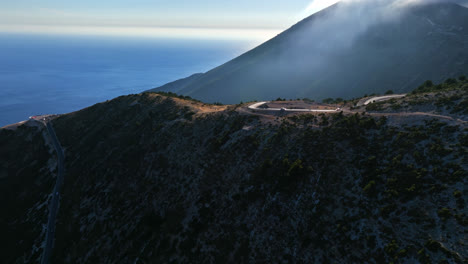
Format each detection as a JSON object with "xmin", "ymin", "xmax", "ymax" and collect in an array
[{"xmin": 0, "ymin": 33, "xmax": 255, "ymax": 126}]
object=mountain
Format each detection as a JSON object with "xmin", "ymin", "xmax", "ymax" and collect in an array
[
  {"xmin": 155, "ymin": 73, "xmax": 204, "ymax": 94},
  {"xmin": 1, "ymin": 79, "xmax": 467, "ymax": 263},
  {"xmin": 148, "ymin": 2, "xmax": 468, "ymax": 104}
]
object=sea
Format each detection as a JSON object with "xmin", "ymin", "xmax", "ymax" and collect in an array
[{"xmin": 0, "ymin": 33, "xmax": 255, "ymax": 126}]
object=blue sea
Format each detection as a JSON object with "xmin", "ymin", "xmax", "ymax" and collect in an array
[{"xmin": 0, "ymin": 33, "xmax": 254, "ymax": 126}]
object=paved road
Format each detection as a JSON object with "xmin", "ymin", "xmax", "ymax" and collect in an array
[
  {"xmin": 247, "ymin": 99, "xmax": 467, "ymax": 126},
  {"xmin": 358, "ymin": 94, "xmax": 406, "ymax": 106},
  {"xmin": 38, "ymin": 119, "xmax": 65, "ymax": 264},
  {"xmin": 248, "ymin": 101, "xmax": 339, "ymax": 112}
]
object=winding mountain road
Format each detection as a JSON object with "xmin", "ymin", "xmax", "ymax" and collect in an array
[
  {"xmin": 248, "ymin": 101, "xmax": 339, "ymax": 112},
  {"xmin": 249, "ymin": 95, "xmax": 407, "ymax": 112},
  {"xmin": 247, "ymin": 96, "xmax": 467, "ymax": 126},
  {"xmin": 358, "ymin": 94, "xmax": 407, "ymax": 106},
  {"xmin": 37, "ymin": 118, "xmax": 64, "ymax": 264}
]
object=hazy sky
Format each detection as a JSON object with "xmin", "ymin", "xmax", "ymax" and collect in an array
[{"xmin": 0, "ymin": 0, "xmax": 340, "ymax": 40}]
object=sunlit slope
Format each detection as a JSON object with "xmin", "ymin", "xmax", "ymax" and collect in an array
[{"xmin": 150, "ymin": 2, "xmax": 468, "ymax": 104}]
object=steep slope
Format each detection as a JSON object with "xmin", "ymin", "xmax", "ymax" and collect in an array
[
  {"xmin": 149, "ymin": 2, "xmax": 468, "ymax": 104},
  {"xmin": 1, "ymin": 80, "xmax": 467, "ymax": 263},
  {"xmin": 0, "ymin": 122, "xmax": 55, "ymax": 263},
  {"xmin": 155, "ymin": 73, "xmax": 204, "ymax": 94}
]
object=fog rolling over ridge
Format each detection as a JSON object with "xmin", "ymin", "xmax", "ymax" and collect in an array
[{"xmin": 150, "ymin": 0, "xmax": 468, "ymax": 104}]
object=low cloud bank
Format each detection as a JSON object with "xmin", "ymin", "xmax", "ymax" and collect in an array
[{"xmin": 284, "ymin": 0, "xmax": 468, "ymax": 61}]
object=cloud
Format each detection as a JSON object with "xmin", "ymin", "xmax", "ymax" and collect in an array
[
  {"xmin": 304, "ymin": 0, "xmax": 341, "ymax": 15},
  {"xmin": 294, "ymin": 0, "xmax": 468, "ymax": 51},
  {"xmin": 267, "ymin": 0, "xmax": 468, "ymax": 87},
  {"xmin": 393, "ymin": 0, "xmax": 468, "ymax": 6},
  {"xmin": 301, "ymin": 0, "xmax": 468, "ymax": 18}
]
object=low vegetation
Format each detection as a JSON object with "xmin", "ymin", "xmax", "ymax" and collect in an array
[
  {"xmin": 146, "ymin": 91, "xmax": 201, "ymax": 103},
  {"xmin": 364, "ymin": 77, "xmax": 468, "ymax": 115},
  {"xmin": 1, "ymin": 81, "xmax": 467, "ymax": 263}
]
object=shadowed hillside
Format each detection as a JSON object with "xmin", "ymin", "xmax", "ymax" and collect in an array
[
  {"xmin": 149, "ymin": 2, "xmax": 468, "ymax": 104},
  {"xmin": 1, "ymin": 79, "xmax": 467, "ymax": 263}
]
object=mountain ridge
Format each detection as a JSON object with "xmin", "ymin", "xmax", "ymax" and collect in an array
[
  {"xmin": 1, "ymin": 78, "xmax": 467, "ymax": 263},
  {"xmin": 148, "ymin": 2, "xmax": 468, "ymax": 104}
]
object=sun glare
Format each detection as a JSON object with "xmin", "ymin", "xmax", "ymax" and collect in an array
[{"xmin": 303, "ymin": 0, "xmax": 340, "ymax": 17}]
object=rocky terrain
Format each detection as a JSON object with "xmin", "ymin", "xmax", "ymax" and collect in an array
[{"xmin": 0, "ymin": 79, "xmax": 467, "ymax": 263}]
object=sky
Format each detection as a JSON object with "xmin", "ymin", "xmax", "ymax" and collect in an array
[{"xmin": 0, "ymin": 0, "xmax": 340, "ymax": 40}]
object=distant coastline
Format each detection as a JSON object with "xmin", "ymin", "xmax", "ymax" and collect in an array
[{"xmin": 0, "ymin": 33, "xmax": 252, "ymax": 126}]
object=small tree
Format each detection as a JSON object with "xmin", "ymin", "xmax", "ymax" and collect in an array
[
  {"xmin": 385, "ymin": 90, "xmax": 394, "ymax": 95},
  {"xmin": 445, "ymin": 78, "xmax": 457, "ymax": 85},
  {"xmin": 424, "ymin": 80, "xmax": 434, "ymax": 87}
]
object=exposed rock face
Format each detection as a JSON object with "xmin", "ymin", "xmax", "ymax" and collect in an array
[
  {"xmin": 1, "ymin": 85, "xmax": 466, "ymax": 263},
  {"xmin": 149, "ymin": 2, "xmax": 468, "ymax": 104}
]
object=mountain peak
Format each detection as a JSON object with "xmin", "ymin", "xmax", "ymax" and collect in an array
[{"xmin": 150, "ymin": 1, "xmax": 468, "ymax": 104}]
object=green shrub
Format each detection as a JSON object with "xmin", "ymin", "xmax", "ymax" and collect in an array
[
  {"xmin": 425, "ymin": 239, "xmax": 441, "ymax": 252},
  {"xmin": 149, "ymin": 91, "xmax": 201, "ymax": 103},
  {"xmin": 287, "ymin": 159, "xmax": 307, "ymax": 181},
  {"xmin": 390, "ymin": 103, "xmax": 402, "ymax": 110},
  {"xmin": 363, "ymin": 180, "xmax": 377, "ymax": 196},
  {"xmin": 453, "ymin": 190, "xmax": 462, "ymax": 198},
  {"xmin": 397, "ymin": 249, "xmax": 408, "ymax": 257},
  {"xmin": 410, "ymin": 79, "xmax": 465, "ymax": 94},
  {"xmin": 384, "ymin": 240, "xmax": 399, "ymax": 255},
  {"xmin": 437, "ymin": 208, "xmax": 451, "ymax": 219},
  {"xmin": 366, "ymin": 102, "xmax": 384, "ymax": 111},
  {"xmin": 445, "ymin": 78, "xmax": 457, "ymax": 85},
  {"xmin": 452, "ymin": 170, "xmax": 466, "ymax": 181},
  {"xmin": 454, "ymin": 214, "xmax": 468, "ymax": 226},
  {"xmin": 424, "ymin": 80, "xmax": 434, "ymax": 87}
]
